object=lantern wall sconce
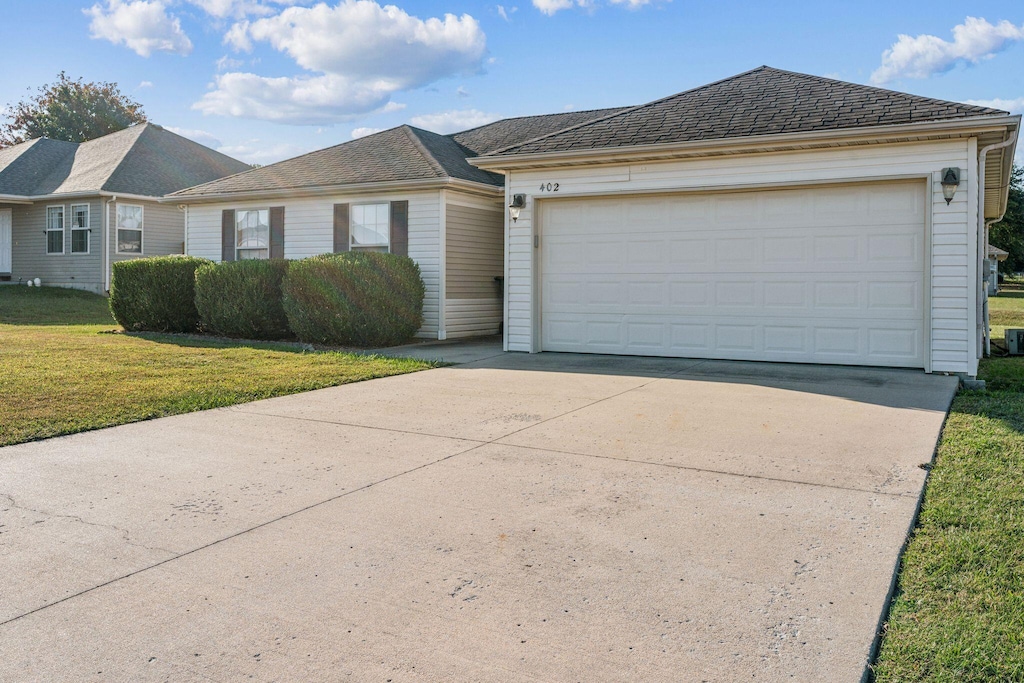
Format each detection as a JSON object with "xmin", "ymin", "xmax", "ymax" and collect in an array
[
  {"xmin": 508, "ymin": 193, "xmax": 526, "ymax": 222},
  {"xmin": 940, "ymin": 167, "xmax": 961, "ymax": 205}
]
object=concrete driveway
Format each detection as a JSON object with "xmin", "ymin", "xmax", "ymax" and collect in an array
[{"xmin": 0, "ymin": 350, "xmax": 957, "ymax": 682}]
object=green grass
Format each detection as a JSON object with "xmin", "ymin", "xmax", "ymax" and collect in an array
[
  {"xmin": 0, "ymin": 286, "xmax": 432, "ymax": 447},
  {"xmin": 872, "ymin": 281, "xmax": 1024, "ymax": 682}
]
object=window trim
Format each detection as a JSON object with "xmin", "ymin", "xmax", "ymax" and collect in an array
[
  {"xmin": 350, "ymin": 202, "xmax": 391, "ymax": 251},
  {"xmin": 70, "ymin": 203, "xmax": 91, "ymax": 255},
  {"xmin": 45, "ymin": 204, "xmax": 65, "ymax": 255},
  {"xmin": 234, "ymin": 207, "xmax": 271, "ymax": 260},
  {"xmin": 115, "ymin": 203, "xmax": 144, "ymax": 255}
]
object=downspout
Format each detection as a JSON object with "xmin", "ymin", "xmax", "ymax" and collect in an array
[
  {"xmin": 104, "ymin": 196, "xmax": 117, "ymax": 292},
  {"xmin": 977, "ymin": 128, "xmax": 1019, "ymax": 357},
  {"xmin": 179, "ymin": 204, "xmax": 188, "ymax": 255}
]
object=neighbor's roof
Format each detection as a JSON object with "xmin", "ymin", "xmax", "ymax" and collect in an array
[
  {"xmin": 485, "ymin": 66, "xmax": 1009, "ymax": 157},
  {"xmin": 0, "ymin": 124, "xmax": 249, "ymax": 198}
]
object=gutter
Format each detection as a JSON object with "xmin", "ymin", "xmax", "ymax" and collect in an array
[
  {"xmin": 104, "ymin": 196, "xmax": 116, "ymax": 292},
  {"xmin": 977, "ymin": 126, "xmax": 1020, "ymax": 356},
  {"xmin": 470, "ymin": 115, "xmax": 1021, "ymax": 170},
  {"xmin": 161, "ymin": 177, "xmax": 503, "ymax": 205}
]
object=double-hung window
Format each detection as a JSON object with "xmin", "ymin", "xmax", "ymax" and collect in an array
[
  {"xmin": 46, "ymin": 206, "xmax": 64, "ymax": 254},
  {"xmin": 351, "ymin": 203, "xmax": 390, "ymax": 252},
  {"xmin": 116, "ymin": 204, "xmax": 143, "ymax": 254},
  {"xmin": 236, "ymin": 209, "xmax": 270, "ymax": 259},
  {"xmin": 70, "ymin": 204, "xmax": 90, "ymax": 254}
]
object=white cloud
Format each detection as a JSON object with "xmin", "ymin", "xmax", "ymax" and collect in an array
[
  {"xmin": 166, "ymin": 126, "xmax": 223, "ymax": 148},
  {"xmin": 497, "ymin": 5, "xmax": 517, "ymax": 21},
  {"xmin": 85, "ymin": 0, "xmax": 192, "ymax": 57},
  {"xmin": 351, "ymin": 126, "xmax": 383, "ymax": 138},
  {"xmin": 410, "ymin": 109, "xmax": 500, "ymax": 134},
  {"xmin": 217, "ymin": 139, "xmax": 312, "ymax": 164},
  {"xmin": 194, "ymin": 72, "xmax": 394, "ymax": 124},
  {"xmin": 203, "ymin": 1, "xmax": 487, "ymax": 124},
  {"xmin": 138, "ymin": 80, "xmax": 154, "ymax": 88},
  {"xmin": 382, "ymin": 101, "xmax": 407, "ymax": 112},
  {"xmin": 532, "ymin": 0, "xmax": 665, "ymax": 14},
  {"xmin": 457, "ymin": 86, "xmax": 470, "ymax": 98},
  {"xmin": 872, "ymin": 17, "xmax": 1024, "ymax": 84},
  {"xmin": 965, "ymin": 97, "xmax": 1024, "ymax": 114},
  {"xmin": 216, "ymin": 54, "xmax": 244, "ymax": 71}
]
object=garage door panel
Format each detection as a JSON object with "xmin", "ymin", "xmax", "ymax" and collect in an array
[{"xmin": 540, "ymin": 181, "xmax": 926, "ymax": 368}]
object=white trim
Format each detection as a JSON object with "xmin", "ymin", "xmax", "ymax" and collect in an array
[
  {"xmin": 0, "ymin": 208, "xmax": 12, "ymax": 274},
  {"xmin": 967, "ymin": 138, "xmax": 980, "ymax": 368},
  {"xmin": 532, "ymin": 175, "xmax": 934, "ymax": 367},
  {"xmin": 45, "ymin": 204, "xmax": 65, "ymax": 255},
  {"xmin": 438, "ymin": 189, "xmax": 447, "ymax": 341},
  {"xmin": 502, "ymin": 174, "xmax": 512, "ymax": 353},
  {"xmin": 234, "ymin": 207, "xmax": 271, "ymax": 260},
  {"xmin": 472, "ymin": 115, "xmax": 1021, "ymax": 170},
  {"xmin": 349, "ymin": 201, "xmax": 390, "ymax": 251},
  {"xmin": 166, "ymin": 177, "xmax": 503, "ymax": 204},
  {"xmin": 69, "ymin": 203, "xmax": 91, "ymax": 255},
  {"xmin": 115, "ymin": 202, "xmax": 145, "ymax": 255}
]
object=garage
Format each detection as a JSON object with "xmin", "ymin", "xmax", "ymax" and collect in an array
[{"xmin": 539, "ymin": 180, "xmax": 927, "ymax": 367}]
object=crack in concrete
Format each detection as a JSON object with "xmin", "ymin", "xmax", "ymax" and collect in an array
[{"xmin": 0, "ymin": 493, "xmax": 176, "ymax": 556}]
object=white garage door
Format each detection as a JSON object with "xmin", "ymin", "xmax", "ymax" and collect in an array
[{"xmin": 540, "ymin": 181, "xmax": 926, "ymax": 368}]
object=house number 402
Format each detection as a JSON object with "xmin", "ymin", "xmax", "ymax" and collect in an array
[{"xmin": 538, "ymin": 182, "xmax": 560, "ymax": 192}]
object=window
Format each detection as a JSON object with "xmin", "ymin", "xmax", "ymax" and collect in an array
[
  {"xmin": 116, "ymin": 204, "xmax": 143, "ymax": 254},
  {"xmin": 351, "ymin": 203, "xmax": 389, "ymax": 252},
  {"xmin": 46, "ymin": 206, "xmax": 64, "ymax": 254},
  {"xmin": 236, "ymin": 209, "xmax": 270, "ymax": 259},
  {"xmin": 70, "ymin": 204, "xmax": 90, "ymax": 254}
]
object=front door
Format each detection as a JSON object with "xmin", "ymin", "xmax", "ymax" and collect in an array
[{"xmin": 0, "ymin": 209, "xmax": 11, "ymax": 274}]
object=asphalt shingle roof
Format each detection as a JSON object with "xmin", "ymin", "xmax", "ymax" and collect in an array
[
  {"xmin": 489, "ymin": 66, "xmax": 1008, "ymax": 156},
  {"xmin": 172, "ymin": 111, "xmax": 630, "ymax": 198},
  {"xmin": 451, "ymin": 108, "xmax": 629, "ymax": 155},
  {"xmin": 0, "ymin": 124, "xmax": 249, "ymax": 197}
]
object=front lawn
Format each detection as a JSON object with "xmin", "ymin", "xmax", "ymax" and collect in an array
[
  {"xmin": 0, "ymin": 286, "xmax": 432, "ymax": 447},
  {"xmin": 872, "ymin": 282, "xmax": 1024, "ymax": 682}
]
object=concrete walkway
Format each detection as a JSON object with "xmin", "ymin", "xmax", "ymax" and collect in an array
[{"xmin": 0, "ymin": 352, "xmax": 958, "ymax": 682}]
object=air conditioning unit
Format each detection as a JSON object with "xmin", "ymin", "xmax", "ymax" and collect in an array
[{"xmin": 1006, "ymin": 329, "xmax": 1024, "ymax": 355}]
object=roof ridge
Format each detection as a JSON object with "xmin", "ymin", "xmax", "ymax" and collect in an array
[
  {"xmin": 98, "ymin": 123, "xmax": 151, "ymax": 193},
  {"xmin": 483, "ymin": 65, "xmax": 771, "ymax": 156},
  {"xmin": 447, "ymin": 106, "xmax": 629, "ymax": 139},
  {"xmin": 402, "ymin": 125, "xmax": 448, "ymax": 179}
]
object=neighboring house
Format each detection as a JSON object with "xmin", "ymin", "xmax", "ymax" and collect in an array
[
  {"xmin": 0, "ymin": 124, "xmax": 250, "ymax": 293},
  {"xmin": 171, "ymin": 109, "xmax": 625, "ymax": 339},
  {"xmin": 174, "ymin": 66, "xmax": 1019, "ymax": 378}
]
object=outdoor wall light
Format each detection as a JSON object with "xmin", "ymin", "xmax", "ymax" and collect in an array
[
  {"xmin": 940, "ymin": 167, "xmax": 961, "ymax": 205},
  {"xmin": 508, "ymin": 193, "xmax": 527, "ymax": 222}
]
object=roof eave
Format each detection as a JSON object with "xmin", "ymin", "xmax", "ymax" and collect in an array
[
  {"xmin": 164, "ymin": 177, "xmax": 503, "ymax": 204},
  {"xmin": 470, "ymin": 115, "xmax": 1021, "ymax": 170}
]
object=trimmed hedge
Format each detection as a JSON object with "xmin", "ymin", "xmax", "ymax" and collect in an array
[
  {"xmin": 195, "ymin": 259, "xmax": 291, "ymax": 339},
  {"xmin": 282, "ymin": 252, "xmax": 425, "ymax": 347},
  {"xmin": 109, "ymin": 255, "xmax": 211, "ymax": 332}
]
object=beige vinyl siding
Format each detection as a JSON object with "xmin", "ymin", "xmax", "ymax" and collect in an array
[
  {"xmin": 8, "ymin": 198, "xmax": 104, "ymax": 293},
  {"xmin": 444, "ymin": 194, "xmax": 503, "ymax": 338},
  {"xmin": 505, "ymin": 139, "xmax": 976, "ymax": 375},
  {"xmin": 185, "ymin": 190, "xmax": 443, "ymax": 338}
]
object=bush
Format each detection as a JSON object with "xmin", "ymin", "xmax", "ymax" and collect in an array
[
  {"xmin": 282, "ymin": 252, "xmax": 425, "ymax": 347},
  {"xmin": 195, "ymin": 259, "xmax": 291, "ymax": 339},
  {"xmin": 109, "ymin": 255, "xmax": 211, "ymax": 332}
]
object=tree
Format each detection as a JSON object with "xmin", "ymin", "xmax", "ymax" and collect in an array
[
  {"xmin": 989, "ymin": 164, "xmax": 1024, "ymax": 274},
  {"xmin": 0, "ymin": 72, "xmax": 147, "ymax": 147}
]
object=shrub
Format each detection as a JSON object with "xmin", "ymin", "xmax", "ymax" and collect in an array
[
  {"xmin": 195, "ymin": 259, "xmax": 291, "ymax": 339},
  {"xmin": 109, "ymin": 255, "xmax": 210, "ymax": 332},
  {"xmin": 282, "ymin": 252, "xmax": 425, "ymax": 347}
]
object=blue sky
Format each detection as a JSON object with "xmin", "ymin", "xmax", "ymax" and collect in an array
[{"xmin": 1, "ymin": 0, "xmax": 1021, "ymax": 164}]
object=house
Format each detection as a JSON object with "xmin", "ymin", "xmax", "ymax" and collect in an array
[
  {"xmin": 175, "ymin": 67, "xmax": 1019, "ymax": 378},
  {"xmin": 171, "ymin": 109, "xmax": 624, "ymax": 339},
  {"xmin": 0, "ymin": 124, "xmax": 250, "ymax": 293}
]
